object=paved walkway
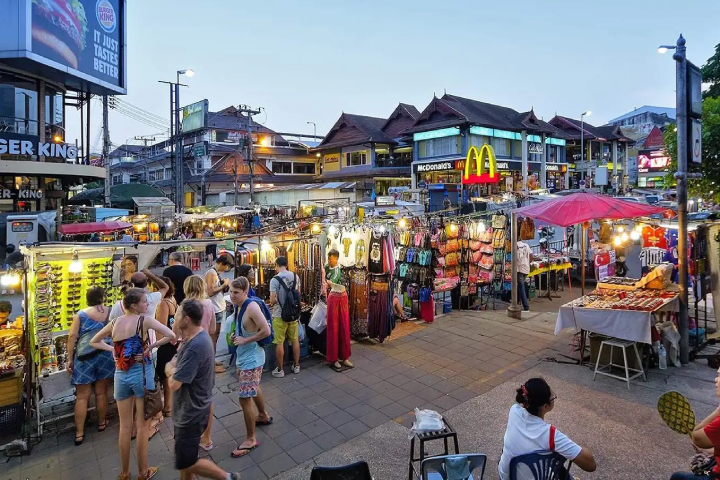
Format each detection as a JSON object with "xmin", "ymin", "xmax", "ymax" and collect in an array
[{"xmin": 5, "ymin": 290, "xmax": 712, "ymax": 479}]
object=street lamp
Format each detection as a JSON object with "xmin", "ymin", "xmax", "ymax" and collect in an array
[
  {"xmin": 177, "ymin": 69, "xmax": 194, "ymax": 81},
  {"xmin": 166, "ymin": 69, "xmax": 194, "ymax": 213},
  {"xmin": 307, "ymin": 121, "xmax": 317, "ymax": 140},
  {"xmin": 580, "ymin": 110, "xmax": 591, "ymax": 184},
  {"xmin": 658, "ymin": 45, "xmax": 676, "ymax": 54}
]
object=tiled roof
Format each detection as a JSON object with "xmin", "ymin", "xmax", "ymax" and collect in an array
[
  {"xmin": 316, "ymin": 113, "xmax": 397, "ymax": 150},
  {"xmin": 207, "ymin": 106, "xmax": 277, "ymax": 135},
  {"xmin": 549, "ymin": 116, "xmax": 631, "ymax": 142},
  {"xmin": 608, "ymin": 106, "xmax": 676, "ymax": 124},
  {"xmin": 382, "ymin": 103, "xmax": 421, "ymax": 138},
  {"xmin": 109, "ymin": 144, "xmax": 145, "ymax": 158}
]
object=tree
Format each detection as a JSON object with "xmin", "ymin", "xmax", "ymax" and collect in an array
[
  {"xmin": 664, "ymin": 96, "xmax": 720, "ymax": 200},
  {"xmin": 702, "ymin": 42, "xmax": 720, "ymax": 99}
]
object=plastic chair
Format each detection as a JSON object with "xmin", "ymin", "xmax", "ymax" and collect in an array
[
  {"xmin": 421, "ymin": 453, "xmax": 487, "ymax": 479},
  {"xmin": 509, "ymin": 450, "xmax": 571, "ymax": 480},
  {"xmin": 309, "ymin": 461, "xmax": 373, "ymax": 480}
]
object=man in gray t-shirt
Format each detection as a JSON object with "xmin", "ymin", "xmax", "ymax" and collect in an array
[
  {"xmin": 166, "ymin": 300, "xmax": 240, "ymax": 479},
  {"xmin": 268, "ymin": 256, "xmax": 301, "ymax": 378}
]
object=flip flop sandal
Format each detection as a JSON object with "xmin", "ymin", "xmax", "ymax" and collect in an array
[
  {"xmin": 98, "ymin": 421, "xmax": 109, "ymax": 432},
  {"xmin": 255, "ymin": 417, "xmax": 273, "ymax": 426},
  {"xmin": 148, "ymin": 424, "xmax": 160, "ymax": 441},
  {"xmin": 199, "ymin": 440, "xmax": 213, "ymax": 451},
  {"xmin": 74, "ymin": 434, "xmax": 84, "ymax": 446},
  {"xmin": 138, "ymin": 467, "xmax": 158, "ymax": 480},
  {"xmin": 231, "ymin": 444, "xmax": 258, "ymax": 458}
]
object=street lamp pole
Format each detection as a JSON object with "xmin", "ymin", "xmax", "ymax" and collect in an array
[
  {"xmin": 307, "ymin": 121, "xmax": 317, "ymax": 141},
  {"xmin": 580, "ymin": 111, "xmax": 591, "ymax": 185}
]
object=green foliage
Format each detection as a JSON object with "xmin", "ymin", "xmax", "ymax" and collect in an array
[
  {"xmin": 702, "ymin": 42, "xmax": 720, "ymax": 99},
  {"xmin": 664, "ymin": 96, "xmax": 720, "ymax": 201},
  {"xmin": 84, "ymin": 181, "xmax": 102, "ymax": 189}
]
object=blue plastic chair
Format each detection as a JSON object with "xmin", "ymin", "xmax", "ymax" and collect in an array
[
  {"xmin": 421, "ymin": 454, "xmax": 487, "ymax": 480},
  {"xmin": 309, "ymin": 461, "xmax": 373, "ymax": 480},
  {"xmin": 509, "ymin": 450, "xmax": 571, "ymax": 480}
]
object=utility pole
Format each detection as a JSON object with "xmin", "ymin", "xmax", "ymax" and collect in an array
[
  {"xmin": 102, "ymin": 95, "xmax": 110, "ymax": 206},
  {"xmin": 134, "ymin": 135, "xmax": 156, "ymax": 147},
  {"xmin": 236, "ymin": 105, "xmax": 261, "ymax": 205}
]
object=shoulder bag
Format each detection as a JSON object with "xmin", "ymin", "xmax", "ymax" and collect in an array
[
  {"xmin": 76, "ymin": 307, "xmax": 111, "ymax": 361},
  {"xmin": 140, "ymin": 316, "xmax": 164, "ymax": 420}
]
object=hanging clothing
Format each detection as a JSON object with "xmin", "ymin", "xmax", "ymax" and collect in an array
[
  {"xmin": 326, "ymin": 291, "xmax": 352, "ymax": 362},
  {"xmin": 368, "ymin": 277, "xmax": 390, "ymax": 342},
  {"xmin": 368, "ymin": 231, "xmax": 384, "ymax": 274},
  {"xmin": 349, "ymin": 269, "xmax": 368, "ymax": 338}
]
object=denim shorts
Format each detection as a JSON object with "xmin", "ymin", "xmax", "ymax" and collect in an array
[{"xmin": 114, "ymin": 362, "xmax": 155, "ymax": 400}]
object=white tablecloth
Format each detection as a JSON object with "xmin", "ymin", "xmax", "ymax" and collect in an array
[{"xmin": 554, "ymin": 297, "xmax": 679, "ymax": 344}]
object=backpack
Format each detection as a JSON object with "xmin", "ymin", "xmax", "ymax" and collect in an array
[
  {"xmin": 275, "ymin": 273, "xmax": 301, "ymax": 323},
  {"xmin": 226, "ymin": 297, "xmax": 274, "ymax": 354}
]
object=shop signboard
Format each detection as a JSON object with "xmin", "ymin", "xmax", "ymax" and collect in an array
[
  {"xmin": 418, "ymin": 180, "xmax": 427, "ymax": 189},
  {"xmin": 192, "ymin": 142, "xmax": 207, "ymax": 158},
  {"xmin": 462, "ymin": 144, "xmax": 500, "ymax": 184},
  {"xmin": 375, "ymin": 195, "xmax": 395, "ymax": 206},
  {"xmin": 323, "ymin": 153, "xmax": 340, "ymax": 172},
  {"xmin": 545, "ymin": 164, "xmax": 567, "ymax": 173},
  {"xmin": 181, "ymin": 100, "xmax": 209, "ymax": 133},
  {"xmin": 0, "ymin": 0, "xmax": 127, "ymax": 93},
  {"xmin": 1, "ymin": 188, "xmax": 44, "ymax": 200},
  {"xmin": 0, "ymin": 133, "xmax": 78, "ymax": 159},
  {"xmin": 529, "ymin": 143, "xmax": 544, "ymax": 155},
  {"xmin": 637, "ymin": 149, "xmax": 671, "ymax": 173},
  {"xmin": 415, "ymin": 160, "xmax": 456, "ymax": 173}
]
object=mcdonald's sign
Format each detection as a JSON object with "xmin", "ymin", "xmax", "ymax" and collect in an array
[{"xmin": 462, "ymin": 144, "xmax": 500, "ymax": 184}]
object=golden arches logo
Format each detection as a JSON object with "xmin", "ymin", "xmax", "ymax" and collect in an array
[{"xmin": 463, "ymin": 144, "xmax": 499, "ymax": 184}]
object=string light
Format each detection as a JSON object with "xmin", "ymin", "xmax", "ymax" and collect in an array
[
  {"xmin": 613, "ymin": 236, "xmax": 622, "ymax": 247},
  {"xmin": 311, "ymin": 223, "xmax": 321, "ymax": 234},
  {"xmin": 630, "ymin": 230, "xmax": 640, "ymax": 241},
  {"xmin": 621, "ymin": 232, "xmax": 629, "ymax": 242},
  {"xmin": 617, "ymin": 225, "xmax": 625, "ymax": 233}
]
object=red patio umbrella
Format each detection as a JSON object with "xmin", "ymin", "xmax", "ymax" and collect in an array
[
  {"xmin": 513, "ymin": 191, "xmax": 666, "ymax": 227},
  {"xmin": 511, "ymin": 192, "xmax": 667, "ymax": 298},
  {"xmin": 57, "ymin": 221, "xmax": 132, "ymax": 236}
]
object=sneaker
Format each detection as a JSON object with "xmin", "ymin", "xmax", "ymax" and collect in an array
[
  {"xmin": 292, "ymin": 364, "xmax": 300, "ymax": 374},
  {"xmin": 272, "ymin": 367, "xmax": 285, "ymax": 378},
  {"xmin": 230, "ymin": 473, "xmax": 241, "ymax": 480}
]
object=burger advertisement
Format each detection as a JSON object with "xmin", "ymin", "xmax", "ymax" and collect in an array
[{"xmin": 31, "ymin": 0, "xmax": 124, "ymax": 88}]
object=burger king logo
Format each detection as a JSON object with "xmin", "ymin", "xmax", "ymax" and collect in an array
[{"xmin": 96, "ymin": 0, "xmax": 117, "ymax": 33}]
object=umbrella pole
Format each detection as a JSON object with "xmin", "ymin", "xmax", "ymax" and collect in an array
[{"xmin": 581, "ymin": 224, "xmax": 586, "ymax": 297}]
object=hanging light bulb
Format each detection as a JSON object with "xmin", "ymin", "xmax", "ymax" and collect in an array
[
  {"xmin": 311, "ymin": 223, "xmax": 321, "ymax": 234},
  {"xmin": 398, "ymin": 218, "xmax": 408, "ymax": 229},
  {"xmin": 613, "ymin": 236, "xmax": 622, "ymax": 247},
  {"xmin": 0, "ymin": 274, "xmax": 11, "ymax": 287},
  {"xmin": 261, "ymin": 240, "xmax": 271, "ymax": 251},
  {"xmin": 478, "ymin": 222, "xmax": 486, "ymax": 232},
  {"xmin": 380, "ymin": 225, "xmax": 386, "ymax": 233},
  {"xmin": 621, "ymin": 232, "xmax": 629, "ymax": 242},
  {"xmin": 450, "ymin": 223, "xmax": 458, "ymax": 233},
  {"xmin": 328, "ymin": 225, "xmax": 337, "ymax": 236},
  {"xmin": 617, "ymin": 225, "xmax": 625, "ymax": 233},
  {"xmin": 630, "ymin": 230, "xmax": 640, "ymax": 241},
  {"xmin": 9, "ymin": 273, "xmax": 20, "ymax": 286},
  {"xmin": 69, "ymin": 252, "xmax": 83, "ymax": 273}
]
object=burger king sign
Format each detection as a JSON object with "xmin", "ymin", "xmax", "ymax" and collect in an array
[{"xmin": 96, "ymin": 0, "xmax": 116, "ymax": 33}]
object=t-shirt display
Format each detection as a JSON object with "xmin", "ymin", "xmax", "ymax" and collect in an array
[{"xmin": 642, "ymin": 226, "xmax": 668, "ymax": 249}]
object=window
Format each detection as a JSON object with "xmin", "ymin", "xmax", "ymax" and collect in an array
[
  {"xmin": 493, "ymin": 138, "xmax": 510, "ymax": 157},
  {"xmin": 112, "ymin": 174, "xmax": 123, "ymax": 185},
  {"xmin": 345, "ymin": 151, "xmax": 367, "ymax": 166},
  {"xmin": 147, "ymin": 169, "xmax": 163, "ymax": 182},
  {"xmin": 272, "ymin": 161, "xmax": 292, "ymax": 174},
  {"xmin": 469, "ymin": 135, "xmax": 491, "ymax": 148},
  {"xmin": 513, "ymin": 141, "xmax": 523, "ymax": 158},
  {"xmin": 294, "ymin": 163, "xmax": 315, "ymax": 174},
  {"xmin": 418, "ymin": 137, "xmax": 459, "ymax": 158}
]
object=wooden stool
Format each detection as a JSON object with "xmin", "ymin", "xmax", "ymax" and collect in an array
[
  {"xmin": 408, "ymin": 418, "xmax": 459, "ymax": 480},
  {"xmin": 190, "ymin": 257, "xmax": 200, "ymax": 271}
]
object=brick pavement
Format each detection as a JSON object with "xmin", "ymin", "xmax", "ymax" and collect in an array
[{"xmin": 2, "ymin": 306, "xmax": 571, "ymax": 480}]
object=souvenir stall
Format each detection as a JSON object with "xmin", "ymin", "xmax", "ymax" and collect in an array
[
  {"xmin": 0, "ymin": 269, "xmax": 25, "ymax": 434},
  {"xmin": 56, "ymin": 221, "xmax": 133, "ymax": 242},
  {"xmin": 17, "ymin": 243, "xmax": 134, "ymax": 435}
]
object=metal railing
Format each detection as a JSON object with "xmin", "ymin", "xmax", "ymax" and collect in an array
[{"xmin": 0, "ymin": 116, "xmax": 39, "ymax": 135}]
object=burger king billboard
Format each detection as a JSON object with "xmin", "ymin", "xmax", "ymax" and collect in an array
[{"xmin": 0, "ymin": 0, "xmax": 126, "ymax": 94}]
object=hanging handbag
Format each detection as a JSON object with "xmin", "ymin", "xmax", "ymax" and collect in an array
[
  {"xmin": 139, "ymin": 316, "xmax": 163, "ymax": 421},
  {"xmin": 469, "ymin": 240, "xmax": 482, "ymax": 251},
  {"xmin": 492, "ymin": 214, "xmax": 507, "ymax": 229},
  {"xmin": 444, "ymin": 266, "xmax": 459, "ymax": 278},
  {"xmin": 472, "ymin": 250, "xmax": 484, "ymax": 264},
  {"xmin": 445, "ymin": 224, "xmax": 459, "ymax": 240},
  {"xmin": 431, "ymin": 233, "xmax": 440, "ymax": 249},
  {"xmin": 435, "ymin": 268, "xmax": 445, "ymax": 278},
  {"xmin": 446, "ymin": 239, "xmax": 459, "ymax": 253},
  {"xmin": 446, "ymin": 252, "xmax": 459, "ymax": 267},
  {"xmin": 480, "ymin": 229, "xmax": 493, "ymax": 243},
  {"xmin": 520, "ymin": 217, "xmax": 535, "ymax": 241},
  {"xmin": 460, "ymin": 282, "xmax": 469, "ymax": 297},
  {"xmin": 439, "ymin": 243, "xmax": 447, "ymax": 256},
  {"xmin": 469, "ymin": 263, "xmax": 479, "ymax": 275}
]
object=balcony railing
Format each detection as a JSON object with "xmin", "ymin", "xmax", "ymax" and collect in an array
[
  {"xmin": 0, "ymin": 116, "xmax": 39, "ymax": 135},
  {"xmin": 374, "ymin": 156, "xmax": 412, "ymax": 168}
]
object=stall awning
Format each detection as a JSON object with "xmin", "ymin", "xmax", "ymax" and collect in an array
[{"xmin": 57, "ymin": 221, "xmax": 132, "ymax": 235}]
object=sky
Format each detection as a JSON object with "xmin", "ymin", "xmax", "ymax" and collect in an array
[{"xmin": 68, "ymin": 0, "xmax": 720, "ymax": 152}]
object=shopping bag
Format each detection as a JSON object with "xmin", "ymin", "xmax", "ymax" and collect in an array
[{"xmin": 308, "ymin": 301, "xmax": 327, "ymax": 334}]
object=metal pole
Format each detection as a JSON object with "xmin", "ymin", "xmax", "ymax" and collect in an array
[
  {"xmin": 168, "ymin": 83, "xmax": 175, "ymax": 206},
  {"xmin": 581, "ymin": 225, "xmax": 586, "ymax": 296},
  {"xmin": 674, "ymin": 34, "xmax": 690, "ymax": 364},
  {"xmin": 103, "ymin": 95, "xmax": 111, "ymax": 206},
  {"xmin": 234, "ymin": 152, "xmax": 238, "ymax": 205},
  {"xmin": 507, "ymin": 212, "xmax": 521, "ymax": 319},
  {"xmin": 175, "ymin": 77, "xmax": 183, "ymax": 212},
  {"xmin": 86, "ymin": 95, "xmax": 91, "ymax": 165},
  {"xmin": 248, "ymin": 115, "xmax": 254, "ymax": 205},
  {"xmin": 580, "ymin": 118, "xmax": 584, "ymax": 183}
]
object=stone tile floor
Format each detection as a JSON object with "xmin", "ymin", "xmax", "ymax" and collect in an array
[{"xmin": 2, "ymin": 304, "xmax": 570, "ymax": 479}]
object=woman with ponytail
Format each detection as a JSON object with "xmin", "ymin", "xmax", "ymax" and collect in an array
[{"xmin": 498, "ymin": 378, "xmax": 596, "ymax": 479}]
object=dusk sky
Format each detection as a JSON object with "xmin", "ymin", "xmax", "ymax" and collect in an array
[{"xmin": 68, "ymin": 0, "xmax": 720, "ymax": 151}]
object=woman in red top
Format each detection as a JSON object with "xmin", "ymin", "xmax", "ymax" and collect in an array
[{"xmin": 671, "ymin": 369, "xmax": 720, "ymax": 479}]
